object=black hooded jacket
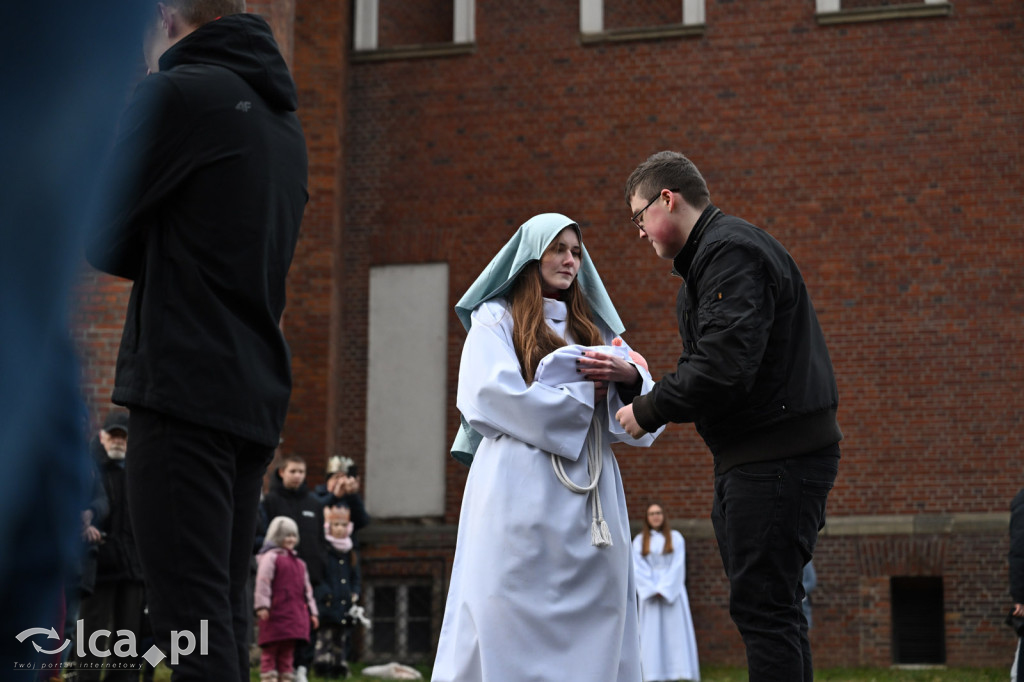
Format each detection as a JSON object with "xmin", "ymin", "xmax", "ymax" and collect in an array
[
  {"xmin": 86, "ymin": 14, "xmax": 308, "ymax": 446},
  {"xmin": 259, "ymin": 472, "xmax": 328, "ymax": 586}
]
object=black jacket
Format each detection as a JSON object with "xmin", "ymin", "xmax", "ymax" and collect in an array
[
  {"xmin": 631, "ymin": 205, "xmax": 842, "ymax": 473},
  {"xmin": 318, "ymin": 545, "xmax": 361, "ymax": 626},
  {"xmin": 260, "ymin": 475, "xmax": 329, "ymax": 586},
  {"xmin": 1010, "ymin": 489, "xmax": 1024, "ymax": 604},
  {"xmin": 77, "ymin": 455, "xmax": 110, "ymax": 595},
  {"xmin": 88, "ymin": 436, "xmax": 144, "ymax": 584},
  {"xmin": 86, "ymin": 14, "xmax": 308, "ymax": 447}
]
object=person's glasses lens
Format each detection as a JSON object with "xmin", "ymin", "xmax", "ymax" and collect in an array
[{"xmin": 632, "ymin": 194, "xmax": 660, "ymax": 230}]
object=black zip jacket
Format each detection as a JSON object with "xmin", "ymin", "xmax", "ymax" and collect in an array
[
  {"xmin": 259, "ymin": 474, "xmax": 329, "ymax": 587},
  {"xmin": 630, "ymin": 205, "xmax": 842, "ymax": 473},
  {"xmin": 86, "ymin": 14, "xmax": 308, "ymax": 447}
]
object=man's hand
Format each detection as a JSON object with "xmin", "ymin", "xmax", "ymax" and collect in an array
[
  {"xmin": 83, "ymin": 526, "xmax": 104, "ymax": 544},
  {"xmin": 616, "ymin": 404, "xmax": 648, "ymax": 439},
  {"xmin": 1014, "ymin": 603, "xmax": 1024, "ymax": 617}
]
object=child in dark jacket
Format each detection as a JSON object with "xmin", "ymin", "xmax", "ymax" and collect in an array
[
  {"xmin": 255, "ymin": 516, "xmax": 319, "ymax": 682},
  {"xmin": 313, "ymin": 506, "xmax": 361, "ymax": 679}
]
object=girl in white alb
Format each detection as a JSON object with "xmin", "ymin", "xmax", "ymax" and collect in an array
[
  {"xmin": 433, "ymin": 213, "xmax": 663, "ymax": 682},
  {"xmin": 633, "ymin": 503, "xmax": 701, "ymax": 682}
]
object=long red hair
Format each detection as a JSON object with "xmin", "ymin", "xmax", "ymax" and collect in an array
[
  {"xmin": 506, "ymin": 262, "xmax": 601, "ymax": 384},
  {"xmin": 639, "ymin": 503, "xmax": 674, "ymax": 557}
]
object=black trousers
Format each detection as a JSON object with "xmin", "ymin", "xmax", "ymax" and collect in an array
[
  {"xmin": 126, "ymin": 407, "xmax": 272, "ymax": 682},
  {"xmin": 74, "ymin": 580, "xmax": 145, "ymax": 681},
  {"xmin": 711, "ymin": 446, "xmax": 840, "ymax": 682}
]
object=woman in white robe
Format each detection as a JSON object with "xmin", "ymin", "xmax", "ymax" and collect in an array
[
  {"xmin": 433, "ymin": 213, "xmax": 663, "ymax": 682},
  {"xmin": 632, "ymin": 503, "xmax": 701, "ymax": 682}
]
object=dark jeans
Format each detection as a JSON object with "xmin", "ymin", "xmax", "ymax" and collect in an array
[
  {"xmin": 126, "ymin": 408, "xmax": 273, "ymax": 682},
  {"xmin": 711, "ymin": 445, "xmax": 840, "ymax": 682}
]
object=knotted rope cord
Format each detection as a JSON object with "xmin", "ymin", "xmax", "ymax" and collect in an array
[{"xmin": 550, "ymin": 417, "xmax": 612, "ymax": 547}]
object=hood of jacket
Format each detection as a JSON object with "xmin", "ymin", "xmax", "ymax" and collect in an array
[{"xmin": 158, "ymin": 13, "xmax": 298, "ymax": 111}]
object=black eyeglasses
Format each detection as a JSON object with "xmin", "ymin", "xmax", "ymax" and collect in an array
[{"xmin": 631, "ymin": 188, "xmax": 680, "ymax": 230}]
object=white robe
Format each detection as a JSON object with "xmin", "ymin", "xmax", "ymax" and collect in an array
[
  {"xmin": 433, "ymin": 298, "xmax": 661, "ymax": 682},
  {"xmin": 632, "ymin": 530, "xmax": 701, "ymax": 682}
]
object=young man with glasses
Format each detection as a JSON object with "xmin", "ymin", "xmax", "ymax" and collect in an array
[{"xmin": 616, "ymin": 151, "xmax": 842, "ymax": 682}]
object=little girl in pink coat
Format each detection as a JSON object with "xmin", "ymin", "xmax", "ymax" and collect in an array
[{"xmin": 255, "ymin": 516, "xmax": 319, "ymax": 682}]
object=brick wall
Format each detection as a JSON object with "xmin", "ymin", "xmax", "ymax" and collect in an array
[
  {"xmin": 338, "ymin": 0, "xmax": 1024, "ymax": 522},
  {"xmin": 808, "ymin": 530, "xmax": 1012, "ymax": 667},
  {"xmin": 71, "ymin": 0, "xmax": 1024, "ymax": 667}
]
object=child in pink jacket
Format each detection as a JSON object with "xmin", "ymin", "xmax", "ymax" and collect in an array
[{"xmin": 255, "ymin": 516, "xmax": 319, "ymax": 682}]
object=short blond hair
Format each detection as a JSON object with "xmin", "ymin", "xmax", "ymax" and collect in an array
[{"xmin": 266, "ymin": 516, "xmax": 299, "ymax": 546}]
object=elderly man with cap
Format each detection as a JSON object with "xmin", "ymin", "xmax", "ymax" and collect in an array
[{"xmin": 71, "ymin": 409, "xmax": 145, "ymax": 681}]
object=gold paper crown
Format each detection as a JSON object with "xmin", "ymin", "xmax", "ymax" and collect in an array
[{"xmin": 327, "ymin": 455, "xmax": 355, "ymax": 475}]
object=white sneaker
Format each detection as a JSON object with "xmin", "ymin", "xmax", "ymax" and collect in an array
[{"xmin": 294, "ymin": 666, "xmax": 308, "ymax": 682}]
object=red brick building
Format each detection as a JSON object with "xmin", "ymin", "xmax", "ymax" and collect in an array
[{"xmin": 74, "ymin": 0, "xmax": 1023, "ymax": 668}]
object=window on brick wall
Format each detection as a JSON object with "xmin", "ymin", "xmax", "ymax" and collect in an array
[
  {"xmin": 364, "ymin": 580, "xmax": 434, "ymax": 661},
  {"xmin": 353, "ymin": 0, "xmax": 474, "ymax": 54},
  {"xmin": 890, "ymin": 576, "xmax": 946, "ymax": 665},
  {"xmin": 815, "ymin": 0, "xmax": 952, "ymax": 25},
  {"xmin": 580, "ymin": 0, "xmax": 705, "ymax": 42}
]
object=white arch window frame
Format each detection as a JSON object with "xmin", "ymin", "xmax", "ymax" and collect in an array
[
  {"xmin": 816, "ymin": 0, "xmax": 946, "ymax": 10},
  {"xmin": 579, "ymin": 0, "xmax": 705, "ymax": 34},
  {"xmin": 815, "ymin": 0, "xmax": 952, "ymax": 25},
  {"xmin": 354, "ymin": 0, "xmax": 475, "ymax": 52}
]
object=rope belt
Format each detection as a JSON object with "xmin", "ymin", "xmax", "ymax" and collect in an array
[{"xmin": 550, "ymin": 419, "xmax": 612, "ymax": 548}]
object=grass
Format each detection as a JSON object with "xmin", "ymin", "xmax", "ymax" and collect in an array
[
  {"xmin": 52, "ymin": 660, "xmax": 1007, "ymax": 681},
  {"xmin": 699, "ymin": 666, "xmax": 1006, "ymax": 682}
]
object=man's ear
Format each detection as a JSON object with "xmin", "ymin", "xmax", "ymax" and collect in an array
[
  {"xmin": 157, "ymin": 3, "xmax": 178, "ymax": 38},
  {"xmin": 664, "ymin": 189, "xmax": 678, "ymax": 212}
]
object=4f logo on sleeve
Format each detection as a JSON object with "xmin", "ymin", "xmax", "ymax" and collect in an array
[{"xmin": 236, "ymin": 101, "xmax": 253, "ymax": 112}]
